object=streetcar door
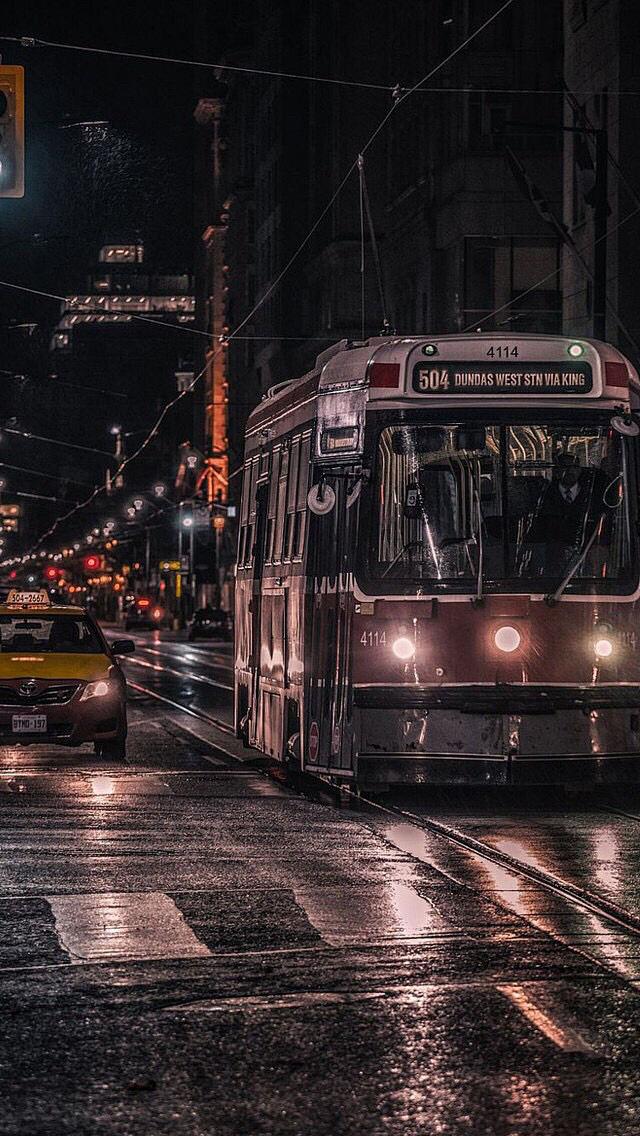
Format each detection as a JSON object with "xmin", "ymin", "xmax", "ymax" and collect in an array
[
  {"xmin": 307, "ymin": 477, "xmax": 352, "ymax": 771},
  {"xmin": 249, "ymin": 481, "xmax": 268, "ymax": 745}
]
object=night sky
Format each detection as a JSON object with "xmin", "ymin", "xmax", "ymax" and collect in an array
[{"xmin": 0, "ymin": 1, "xmax": 225, "ymax": 323}]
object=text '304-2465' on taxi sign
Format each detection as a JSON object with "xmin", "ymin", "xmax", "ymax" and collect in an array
[{"xmin": 412, "ymin": 362, "xmax": 593, "ymax": 395}]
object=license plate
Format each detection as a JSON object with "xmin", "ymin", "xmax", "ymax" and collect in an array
[{"xmin": 12, "ymin": 714, "xmax": 47, "ymax": 733}]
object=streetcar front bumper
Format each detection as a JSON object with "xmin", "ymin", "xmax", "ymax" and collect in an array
[
  {"xmin": 353, "ymin": 686, "xmax": 640, "ymax": 785},
  {"xmin": 356, "ymin": 752, "xmax": 640, "ymax": 787}
]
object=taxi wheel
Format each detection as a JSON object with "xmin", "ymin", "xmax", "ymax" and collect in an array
[{"xmin": 95, "ymin": 738, "xmax": 126, "ymax": 761}]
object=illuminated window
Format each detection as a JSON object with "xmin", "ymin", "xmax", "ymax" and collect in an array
[{"xmin": 99, "ymin": 244, "xmax": 144, "ymax": 264}]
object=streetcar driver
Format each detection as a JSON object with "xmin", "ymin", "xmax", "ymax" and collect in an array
[{"xmin": 526, "ymin": 451, "xmax": 609, "ymax": 575}]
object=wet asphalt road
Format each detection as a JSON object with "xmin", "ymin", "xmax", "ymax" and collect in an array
[{"xmin": 2, "ymin": 631, "xmax": 640, "ymax": 1133}]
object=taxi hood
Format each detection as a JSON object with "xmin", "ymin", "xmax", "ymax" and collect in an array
[{"xmin": 0, "ymin": 654, "xmax": 111, "ymax": 681}]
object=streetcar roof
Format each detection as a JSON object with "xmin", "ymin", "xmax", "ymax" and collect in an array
[{"xmin": 245, "ymin": 333, "xmax": 639, "ymax": 445}]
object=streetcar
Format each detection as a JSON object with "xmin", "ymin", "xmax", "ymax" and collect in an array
[{"xmin": 235, "ymin": 333, "xmax": 640, "ymax": 786}]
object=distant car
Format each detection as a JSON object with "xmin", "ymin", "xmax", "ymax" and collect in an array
[
  {"xmin": 124, "ymin": 598, "xmax": 164, "ymax": 631},
  {"xmin": 0, "ymin": 587, "xmax": 134, "ymax": 760},
  {"xmin": 188, "ymin": 608, "xmax": 232, "ymax": 641}
]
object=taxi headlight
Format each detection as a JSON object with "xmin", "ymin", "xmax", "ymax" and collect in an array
[
  {"xmin": 80, "ymin": 680, "xmax": 111, "ymax": 701},
  {"xmin": 594, "ymin": 638, "xmax": 613, "ymax": 659},
  {"xmin": 392, "ymin": 636, "xmax": 415, "ymax": 660}
]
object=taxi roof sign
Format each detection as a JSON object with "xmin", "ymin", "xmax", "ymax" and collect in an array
[{"xmin": 6, "ymin": 589, "xmax": 51, "ymax": 608}]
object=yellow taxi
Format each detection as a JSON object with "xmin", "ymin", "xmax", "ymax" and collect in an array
[{"xmin": 0, "ymin": 589, "xmax": 134, "ymax": 759}]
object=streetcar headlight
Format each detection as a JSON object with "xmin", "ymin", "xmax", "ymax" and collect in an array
[
  {"xmin": 80, "ymin": 680, "xmax": 111, "ymax": 701},
  {"xmin": 392, "ymin": 636, "xmax": 415, "ymax": 660},
  {"xmin": 594, "ymin": 638, "xmax": 613, "ymax": 659},
  {"xmin": 494, "ymin": 625, "xmax": 521, "ymax": 653},
  {"xmin": 568, "ymin": 342, "xmax": 584, "ymax": 358}
]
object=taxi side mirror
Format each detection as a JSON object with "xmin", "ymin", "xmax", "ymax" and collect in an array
[{"xmin": 110, "ymin": 639, "xmax": 135, "ymax": 656}]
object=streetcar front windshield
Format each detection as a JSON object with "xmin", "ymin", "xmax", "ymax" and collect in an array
[{"xmin": 366, "ymin": 419, "xmax": 637, "ymax": 595}]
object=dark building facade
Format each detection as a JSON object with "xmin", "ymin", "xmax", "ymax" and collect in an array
[
  {"xmin": 196, "ymin": 0, "xmax": 564, "ymax": 385},
  {"xmin": 563, "ymin": 0, "xmax": 640, "ymax": 363}
]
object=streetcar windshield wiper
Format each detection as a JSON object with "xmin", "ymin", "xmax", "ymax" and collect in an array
[
  {"xmin": 381, "ymin": 540, "xmax": 423, "ymax": 578},
  {"xmin": 545, "ymin": 516, "xmax": 603, "ymax": 606},
  {"xmin": 472, "ymin": 485, "xmax": 484, "ymax": 605}
]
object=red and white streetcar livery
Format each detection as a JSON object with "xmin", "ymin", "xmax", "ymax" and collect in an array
[{"xmin": 235, "ymin": 334, "xmax": 640, "ymax": 786}]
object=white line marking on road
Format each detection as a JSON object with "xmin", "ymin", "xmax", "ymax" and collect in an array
[
  {"xmin": 498, "ymin": 983, "xmax": 596, "ymax": 1053},
  {"xmin": 47, "ymin": 891, "xmax": 211, "ymax": 964},
  {"xmin": 294, "ymin": 882, "xmax": 455, "ymax": 946}
]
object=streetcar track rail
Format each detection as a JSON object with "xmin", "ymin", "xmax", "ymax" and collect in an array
[
  {"xmin": 350, "ymin": 789, "xmax": 640, "ymax": 941},
  {"xmin": 125, "ymin": 654, "xmax": 233, "ymax": 692},
  {"xmin": 128, "ymin": 680, "xmax": 234, "ymax": 736},
  {"xmin": 597, "ymin": 804, "xmax": 640, "ymax": 823},
  {"xmin": 133, "ymin": 642, "xmax": 233, "ymax": 670}
]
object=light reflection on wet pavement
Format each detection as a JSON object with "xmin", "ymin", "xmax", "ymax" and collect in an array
[{"xmin": 1, "ymin": 636, "xmax": 640, "ymax": 1132}]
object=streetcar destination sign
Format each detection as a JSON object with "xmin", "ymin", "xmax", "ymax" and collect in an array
[{"xmin": 412, "ymin": 362, "xmax": 593, "ymax": 395}]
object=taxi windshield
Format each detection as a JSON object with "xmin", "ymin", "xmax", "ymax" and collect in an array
[{"xmin": 0, "ymin": 615, "xmax": 103, "ymax": 654}]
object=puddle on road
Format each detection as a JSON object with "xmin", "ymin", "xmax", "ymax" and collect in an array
[
  {"xmin": 47, "ymin": 891, "xmax": 211, "ymax": 963},
  {"xmin": 0, "ymin": 773, "xmax": 173, "ymax": 796}
]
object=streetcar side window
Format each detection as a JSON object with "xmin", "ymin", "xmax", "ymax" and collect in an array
[
  {"xmin": 241, "ymin": 458, "xmax": 259, "ymax": 568},
  {"xmin": 240, "ymin": 462, "xmax": 251, "ymax": 527},
  {"xmin": 294, "ymin": 434, "xmax": 311, "ymax": 560},
  {"xmin": 284, "ymin": 438, "xmax": 300, "ymax": 562},
  {"xmin": 274, "ymin": 448, "xmax": 290, "ymax": 564},
  {"xmin": 238, "ymin": 461, "xmax": 252, "ymax": 568},
  {"xmin": 265, "ymin": 448, "xmax": 280, "ymax": 564}
]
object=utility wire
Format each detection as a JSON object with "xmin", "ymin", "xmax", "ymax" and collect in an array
[
  {"xmin": 15, "ymin": 490, "xmax": 78, "ymax": 504},
  {"xmin": 4, "ymin": 34, "xmax": 640, "ymax": 98},
  {"xmin": 3, "ymin": 370, "xmax": 129, "ymax": 398},
  {"xmin": 6, "ymin": 34, "xmax": 392, "ymax": 91},
  {"xmin": 358, "ymin": 156, "xmax": 366, "ymax": 342},
  {"xmin": 0, "ymin": 277, "xmax": 203, "ymax": 342},
  {"xmin": 463, "ymin": 200, "xmax": 640, "ymax": 336},
  {"xmin": 0, "ymin": 461, "xmax": 94, "ymax": 486},
  {"xmin": 360, "ymin": 155, "xmax": 389, "ymax": 330},
  {"xmin": 3, "ymin": 427, "xmax": 115, "ymax": 459}
]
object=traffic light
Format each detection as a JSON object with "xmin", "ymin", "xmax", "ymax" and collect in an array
[
  {"xmin": 45, "ymin": 566, "xmax": 58, "ymax": 581},
  {"xmin": 0, "ymin": 66, "xmax": 24, "ymax": 198}
]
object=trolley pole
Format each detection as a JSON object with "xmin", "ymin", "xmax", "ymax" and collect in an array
[{"xmin": 593, "ymin": 127, "xmax": 608, "ymax": 341}]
